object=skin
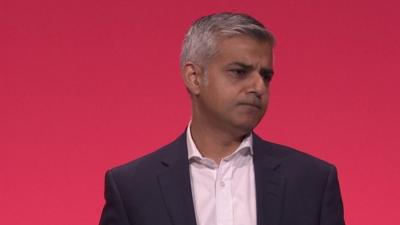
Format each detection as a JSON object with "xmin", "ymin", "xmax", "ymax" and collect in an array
[{"xmin": 182, "ymin": 35, "xmax": 274, "ymax": 164}]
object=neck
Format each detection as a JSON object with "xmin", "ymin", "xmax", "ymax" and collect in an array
[{"xmin": 189, "ymin": 118, "xmax": 249, "ymax": 164}]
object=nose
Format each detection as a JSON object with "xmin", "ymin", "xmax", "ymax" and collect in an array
[{"xmin": 248, "ymin": 72, "xmax": 268, "ymax": 98}]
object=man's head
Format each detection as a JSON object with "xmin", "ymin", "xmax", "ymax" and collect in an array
[
  {"xmin": 180, "ymin": 12, "xmax": 275, "ymax": 71},
  {"xmin": 181, "ymin": 12, "xmax": 275, "ymax": 136}
]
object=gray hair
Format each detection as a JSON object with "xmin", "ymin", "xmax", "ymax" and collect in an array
[{"xmin": 180, "ymin": 12, "xmax": 275, "ymax": 70}]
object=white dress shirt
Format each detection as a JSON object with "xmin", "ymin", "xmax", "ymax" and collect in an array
[{"xmin": 186, "ymin": 126, "xmax": 257, "ymax": 225}]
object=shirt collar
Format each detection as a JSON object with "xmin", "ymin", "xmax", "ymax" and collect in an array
[{"xmin": 186, "ymin": 122, "xmax": 254, "ymax": 161}]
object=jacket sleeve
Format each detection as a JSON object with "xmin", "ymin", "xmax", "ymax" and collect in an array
[
  {"xmin": 320, "ymin": 165, "xmax": 346, "ymax": 225},
  {"xmin": 99, "ymin": 170, "xmax": 131, "ymax": 225}
]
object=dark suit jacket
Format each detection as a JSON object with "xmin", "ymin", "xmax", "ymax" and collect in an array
[{"xmin": 99, "ymin": 132, "xmax": 345, "ymax": 225}]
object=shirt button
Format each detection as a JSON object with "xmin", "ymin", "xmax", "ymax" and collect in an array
[{"xmin": 220, "ymin": 181, "xmax": 225, "ymax": 187}]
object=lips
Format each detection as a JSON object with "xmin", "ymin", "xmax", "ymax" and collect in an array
[{"xmin": 238, "ymin": 102, "xmax": 262, "ymax": 109}]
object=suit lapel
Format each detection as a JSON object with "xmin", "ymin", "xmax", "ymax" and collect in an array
[
  {"xmin": 253, "ymin": 135, "xmax": 286, "ymax": 225},
  {"xmin": 156, "ymin": 132, "xmax": 286, "ymax": 225},
  {"xmin": 157, "ymin": 133, "xmax": 197, "ymax": 225}
]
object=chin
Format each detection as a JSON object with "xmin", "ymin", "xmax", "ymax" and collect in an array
[
  {"xmin": 233, "ymin": 121, "xmax": 259, "ymax": 134},
  {"xmin": 233, "ymin": 111, "xmax": 264, "ymax": 129}
]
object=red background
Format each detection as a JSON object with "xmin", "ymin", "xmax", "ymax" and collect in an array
[{"xmin": 2, "ymin": 0, "xmax": 400, "ymax": 224}]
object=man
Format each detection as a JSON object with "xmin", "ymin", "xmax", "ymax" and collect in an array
[{"xmin": 99, "ymin": 12, "xmax": 345, "ymax": 225}]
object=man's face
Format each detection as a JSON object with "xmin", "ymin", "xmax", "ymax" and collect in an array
[{"xmin": 196, "ymin": 35, "xmax": 274, "ymax": 134}]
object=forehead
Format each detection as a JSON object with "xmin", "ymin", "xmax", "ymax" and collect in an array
[{"xmin": 212, "ymin": 35, "xmax": 273, "ymax": 66}]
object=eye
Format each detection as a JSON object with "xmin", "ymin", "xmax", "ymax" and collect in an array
[
  {"xmin": 230, "ymin": 68, "xmax": 248, "ymax": 77},
  {"xmin": 260, "ymin": 70, "xmax": 274, "ymax": 82},
  {"xmin": 262, "ymin": 73, "xmax": 272, "ymax": 82}
]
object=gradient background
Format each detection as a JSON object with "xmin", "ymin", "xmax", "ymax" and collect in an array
[{"xmin": 2, "ymin": 0, "xmax": 400, "ymax": 224}]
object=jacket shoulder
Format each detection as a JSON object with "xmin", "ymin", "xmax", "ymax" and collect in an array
[
  {"xmin": 254, "ymin": 136, "xmax": 336, "ymax": 174},
  {"xmin": 107, "ymin": 133, "xmax": 186, "ymax": 181}
]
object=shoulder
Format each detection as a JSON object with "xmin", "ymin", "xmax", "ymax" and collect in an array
[
  {"xmin": 106, "ymin": 133, "xmax": 187, "ymax": 183},
  {"xmin": 253, "ymin": 134, "xmax": 337, "ymax": 177}
]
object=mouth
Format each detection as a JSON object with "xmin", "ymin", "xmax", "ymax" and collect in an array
[{"xmin": 238, "ymin": 102, "xmax": 262, "ymax": 109}]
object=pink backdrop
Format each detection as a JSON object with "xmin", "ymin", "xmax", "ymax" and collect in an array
[{"xmin": 2, "ymin": 0, "xmax": 400, "ymax": 224}]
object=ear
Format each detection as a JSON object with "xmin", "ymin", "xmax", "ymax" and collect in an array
[{"xmin": 181, "ymin": 61, "xmax": 204, "ymax": 96}]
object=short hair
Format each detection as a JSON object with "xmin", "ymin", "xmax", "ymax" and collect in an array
[{"xmin": 180, "ymin": 12, "xmax": 275, "ymax": 70}]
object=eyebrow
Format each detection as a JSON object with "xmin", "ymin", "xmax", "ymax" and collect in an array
[
  {"xmin": 227, "ymin": 62, "xmax": 274, "ymax": 76},
  {"xmin": 227, "ymin": 62, "xmax": 253, "ymax": 70}
]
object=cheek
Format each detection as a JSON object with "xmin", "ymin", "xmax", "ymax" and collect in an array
[
  {"xmin": 263, "ymin": 87, "xmax": 270, "ymax": 100},
  {"xmin": 203, "ymin": 76, "xmax": 239, "ymax": 106},
  {"xmin": 265, "ymin": 90, "xmax": 270, "ymax": 100}
]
